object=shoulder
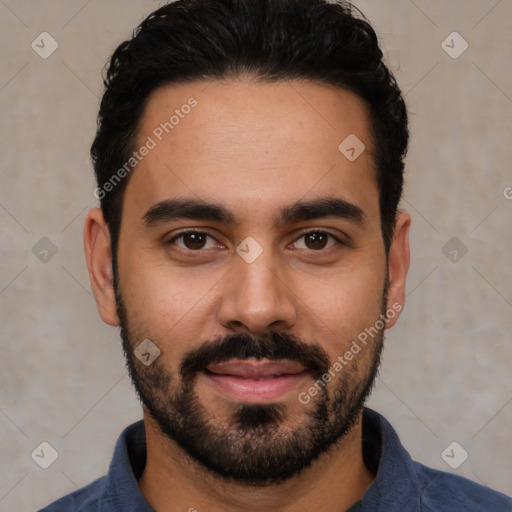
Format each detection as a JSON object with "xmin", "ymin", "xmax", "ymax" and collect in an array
[
  {"xmin": 37, "ymin": 420, "xmax": 147, "ymax": 512},
  {"xmin": 414, "ymin": 462, "xmax": 512, "ymax": 511},
  {"xmin": 362, "ymin": 409, "xmax": 511, "ymax": 511},
  {"xmin": 37, "ymin": 476, "xmax": 108, "ymax": 512}
]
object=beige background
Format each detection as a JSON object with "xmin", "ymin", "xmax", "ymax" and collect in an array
[{"xmin": 0, "ymin": 1, "xmax": 511, "ymax": 510}]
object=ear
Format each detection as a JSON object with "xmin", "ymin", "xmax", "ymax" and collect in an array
[
  {"xmin": 83, "ymin": 208, "xmax": 120, "ymax": 326},
  {"xmin": 385, "ymin": 209, "xmax": 411, "ymax": 329}
]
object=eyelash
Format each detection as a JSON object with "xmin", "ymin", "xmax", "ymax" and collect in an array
[{"xmin": 167, "ymin": 229, "xmax": 344, "ymax": 254}]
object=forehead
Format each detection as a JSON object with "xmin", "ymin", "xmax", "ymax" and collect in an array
[{"xmin": 125, "ymin": 78, "xmax": 379, "ymax": 224}]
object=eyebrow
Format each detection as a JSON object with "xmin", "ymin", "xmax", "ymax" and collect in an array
[{"xmin": 141, "ymin": 196, "xmax": 365, "ymax": 229}]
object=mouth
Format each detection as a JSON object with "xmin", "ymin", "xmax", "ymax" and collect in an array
[{"xmin": 204, "ymin": 360, "xmax": 307, "ymax": 403}]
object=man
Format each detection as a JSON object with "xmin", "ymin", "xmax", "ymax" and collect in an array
[{"xmin": 40, "ymin": 0, "xmax": 511, "ymax": 510}]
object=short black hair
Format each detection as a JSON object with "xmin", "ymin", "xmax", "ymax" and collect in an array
[{"xmin": 91, "ymin": 0, "xmax": 408, "ymax": 286}]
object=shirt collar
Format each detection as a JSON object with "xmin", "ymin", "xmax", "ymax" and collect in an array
[
  {"xmin": 104, "ymin": 419, "xmax": 153, "ymax": 511},
  {"xmin": 103, "ymin": 408, "xmax": 421, "ymax": 511},
  {"xmin": 359, "ymin": 408, "xmax": 421, "ymax": 511}
]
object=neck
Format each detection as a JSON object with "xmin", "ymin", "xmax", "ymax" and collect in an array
[{"xmin": 138, "ymin": 410, "xmax": 374, "ymax": 512}]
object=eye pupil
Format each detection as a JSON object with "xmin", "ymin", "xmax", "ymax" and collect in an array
[
  {"xmin": 184, "ymin": 232, "xmax": 206, "ymax": 250},
  {"xmin": 306, "ymin": 232, "xmax": 328, "ymax": 250}
]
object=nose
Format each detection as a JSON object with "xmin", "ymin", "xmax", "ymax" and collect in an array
[{"xmin": 217, "ymin": 249, "xmax": 297, "ymax": 336}]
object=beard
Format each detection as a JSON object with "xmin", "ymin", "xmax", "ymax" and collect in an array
[{"xmin": 115, "ymin": 284, "xmax": 387, "ymax": 485}]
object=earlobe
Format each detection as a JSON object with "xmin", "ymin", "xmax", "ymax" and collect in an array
[
  {"xmin": 83, "ymin": 208, "xmax": 120, "ymax": 326},
  {"xmin": 385, "ymin": 210, "xmax": 411, "ymax": 329}
]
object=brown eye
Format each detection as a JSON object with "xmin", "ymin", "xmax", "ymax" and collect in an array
[
  {"xmin": 182, "ymin": 232, "xmax": 207, "ymax": 250},
  {"xmin": 305, "ymin": 232, "xmax": 329, "ymax": 250},
  {"xmin": 293, "ymin": 231, "xmax": 340, "ymax": 251},
  {"xmin": 169, "ymin": 231, "xmax": 217, "ymax": 251}
]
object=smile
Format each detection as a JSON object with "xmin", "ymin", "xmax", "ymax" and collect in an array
[{"xmin": 204, "ymin": 360, "xmax": 307, "ymax": 403}]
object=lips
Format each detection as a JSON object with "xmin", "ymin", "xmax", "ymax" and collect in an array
[
  {"xmin": 206, "ymin": 360, "xmax": 305, "ymax": 378},
  {"xmin": 204, "ymin": 359, "xmax": 306, "ymax": 403}
]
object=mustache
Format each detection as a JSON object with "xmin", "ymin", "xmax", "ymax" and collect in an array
[{"xmin": 180, "ymin": 330, "xmax": 330, "ymax": 382}]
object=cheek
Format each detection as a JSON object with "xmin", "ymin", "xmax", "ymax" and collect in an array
[
  {"xmin": 119, "ymin": 253, "xmax": 224, "ymax": 346},
  {"xmin": 298, "ymin": 261, "xmax": 385, "ymax": 352}
]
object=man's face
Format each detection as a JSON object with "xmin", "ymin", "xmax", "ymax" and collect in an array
[{"xmin": 111, "ymin": 78, "xmax": 398, "ymax": 483}]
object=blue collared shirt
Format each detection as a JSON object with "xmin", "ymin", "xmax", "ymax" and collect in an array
[{"xmin": 39, "ymin": 408, "xmax": 512, "ymax": 511}]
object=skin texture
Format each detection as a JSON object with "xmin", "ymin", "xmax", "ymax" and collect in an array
[{"xmin": 84, "ymin": 77, "xmax": 411, "ymax": 512}]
